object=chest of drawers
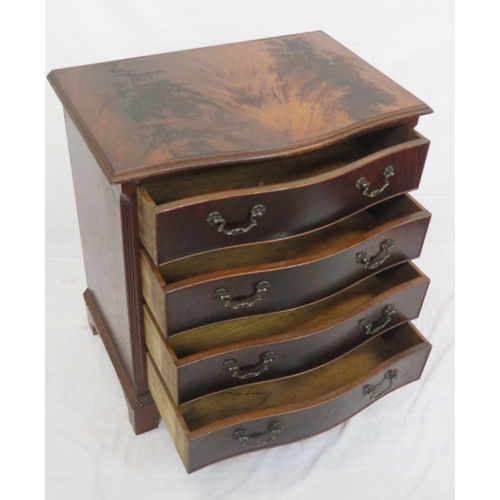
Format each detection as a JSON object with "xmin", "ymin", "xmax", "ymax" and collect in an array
[{"xmin": 48, "ymin": 31, "xmax": 433, "ymax": 473}]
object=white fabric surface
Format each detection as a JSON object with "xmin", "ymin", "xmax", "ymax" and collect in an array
[{"xmin": 46, "ymin": 1, "xmax": 454, "ymax": 498}]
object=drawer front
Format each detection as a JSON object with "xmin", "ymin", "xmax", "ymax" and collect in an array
[
  {"xmin": 147, "ymin": 323, "xmax": 432, "ymax": 473},
  {"xmin": 188, "ymin": 345, "xmax": 430, "ymax": 472},
  {"xmin": 154, "ymin": 216, "xmax": 430, "ymax": 335},
  {"xmin": 177, "ymin": 281, "xmax": 429, "ymax": 402},
  {"xmin": 164, "ymin": 276, "xmax": 429, "ymax": 403},
  {"xmin": 140, "ymin": 134, "xmax": 429, "ymax": 265}
]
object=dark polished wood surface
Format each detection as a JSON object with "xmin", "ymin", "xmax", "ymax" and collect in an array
[
  {"xmin": 65, "ymin": 113, "xmax": 134, "ymax": 377},
  {"xmin": 85, "ymin": 291, "xmax": 160, "ymax": 434},
  {"xmin": 141, "ymin": 197, "xmax": 431, "ymax": 335},
  {"xmin": 66, "ymin": 112, "xmax": 160, "ymax": 432},
  {"xmin": 48, "ymin": 31, "xmax": 432, "ymax": 183},
  {"xmin": 156, "ymin": 195, "xmax": 428, "ymax": 283},
  {"xmin": 49, "ymin": 32, "xmax": 433, "ymax": 466},
  {"xmin": 147, "ymin": 323, "xmax": 432, "ymax": 472},
  {"xmin": 139, "ymin": 125, "xmax": 429, "ymax": 264},
  {"xmin": 146, "ymin": 263, "xmax": 430, "ymax": 404}
]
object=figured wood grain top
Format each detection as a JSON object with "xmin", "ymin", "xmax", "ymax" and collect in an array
[{"xmin": 48, "ymin": 31, "xmax": 432, "ymax": 184}]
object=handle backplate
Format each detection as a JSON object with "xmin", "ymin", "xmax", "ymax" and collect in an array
[
  {"xmin": 232, "ymin": 422, "xmax": 283, "ymax": 448},
  {"xmin": 359, "ymin": 304, "xmax": 396, "ymax": 335},
  {"xmin": 214, "ymin": 281, "xmax": 270, "ymax": 309},
  {"xmin": 363, "ymin": 369, "xmax": 399, "ymax": 400},
  {"xmin": 356, "ymin": 238, "xmax": 395, "ymax": 270},
  {"xmin": 207, "ymin": 205, "xmax": 266, "ymax": 235},
  {"xmin": 356, "ymin": 165, "xmax": 395, "ymax": 198},
  {"xmin": 223, "ymin": 352, "xmax": 276, "ymax": 379}
]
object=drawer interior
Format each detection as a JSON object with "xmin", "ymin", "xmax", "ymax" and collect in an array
[
  {"xmin": 179, "ymin": 323, "xmax": 425, "ymax": 431},
  {"xmin": 167, "ymin": 262, "xmax": 425, "ymax": 358},
  {"xmin": 141, "ymin": 125, "xmax": 419, "ymax": 206},
  {"xmin": 157, "ymin": 194, "xmax": 424, "ymax": 284}
]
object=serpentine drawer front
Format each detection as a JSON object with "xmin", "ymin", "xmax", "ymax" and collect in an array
[
  {"xmin": 147, "ymin": 322, "xmax": 432, "ymax": 473},
  {"xmin": 138, "ymin": 125, "xmax": 430, "ymax": 265},
  {"xmin": 48, "ymin": 31, "xmax": 433, "ymax": 473},
  {"xmin": 141, "ymin": 194, "xmax": 431, "ymax": 336},
  {"xmin": 145, "ymin": 262, "xmax": 430, "ymax": 404}
]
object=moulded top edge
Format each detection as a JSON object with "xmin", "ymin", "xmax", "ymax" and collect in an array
[{"xmin": 48, "ymin": 31, "xmax": 432, "ymax": 185}]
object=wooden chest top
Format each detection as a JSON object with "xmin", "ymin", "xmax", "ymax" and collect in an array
[{"xmin": 47, "ymin": 31, "xmax": 432, "ymax": 184}]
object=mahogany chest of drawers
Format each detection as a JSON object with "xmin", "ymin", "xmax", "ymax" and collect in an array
[{"xmin": 48, "ymin": 31, "xmax": 433, "ymax": 473}]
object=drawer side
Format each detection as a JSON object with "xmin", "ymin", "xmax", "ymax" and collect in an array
[{"xmin": 137, "ymin": 186, "xmax": 158, "ymax": 264}]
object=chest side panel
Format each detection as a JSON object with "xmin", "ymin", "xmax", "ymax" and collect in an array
[{"xmin": 65, "ymin": 112, "xmax": 134, "ymax": 380}]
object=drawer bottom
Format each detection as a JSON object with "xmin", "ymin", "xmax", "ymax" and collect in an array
[{"xmin": 147, "ymin": 322, "xmax": 431, "ymax": 473}]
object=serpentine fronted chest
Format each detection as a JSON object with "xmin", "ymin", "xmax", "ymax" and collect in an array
[{"xmin": 48, "ymin": 31, "xmax": 433, "ymax": 473}]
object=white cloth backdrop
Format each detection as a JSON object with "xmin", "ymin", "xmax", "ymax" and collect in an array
[{"xmin": 46, "ymin": 1, "xmax": 454, "ymax": 498}]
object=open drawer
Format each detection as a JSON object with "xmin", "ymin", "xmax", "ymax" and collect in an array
[
  {"xmin": 146, "ymin": 262, "xmax": 429, "ymax": 404},
  {"xmin": 147, "ymin": 322, "xmax": 432, "ymax": 473},
  {"xmin": 141, "ymin": 194, "xmax": 431, "ymax": 335},
  {"xmin": 138, "ymin": 125, "xmax": 430, "ymax": 265}
]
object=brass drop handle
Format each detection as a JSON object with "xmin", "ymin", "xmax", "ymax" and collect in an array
[
  {"xmin": 363, "ymin": 369, "xmax": 398, "ymax": 400},
  {"xmin": 233, "ymin": 422, "xmax": 283, "ymax": 448},
  {"xmin": 207, "ymin": 204, "xmax": 266, "ymax": 235},
  {"xmin": 222, "ymin": 352, "xmax": 276, "ymax": 379},
  {"xmin": 359, "ymin": 304, "xmax": 396, "ymax": 335},
  {"xmin": 356, "ymin": 165, "xmax": 394, "ymax": 197},
  {"xmin": 356, "ymin": 239, "xmax": 395, "ymax": 270},
  {"xmin": 213, "ymin": 281, "xmax": 270, "ymax": 309}
]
